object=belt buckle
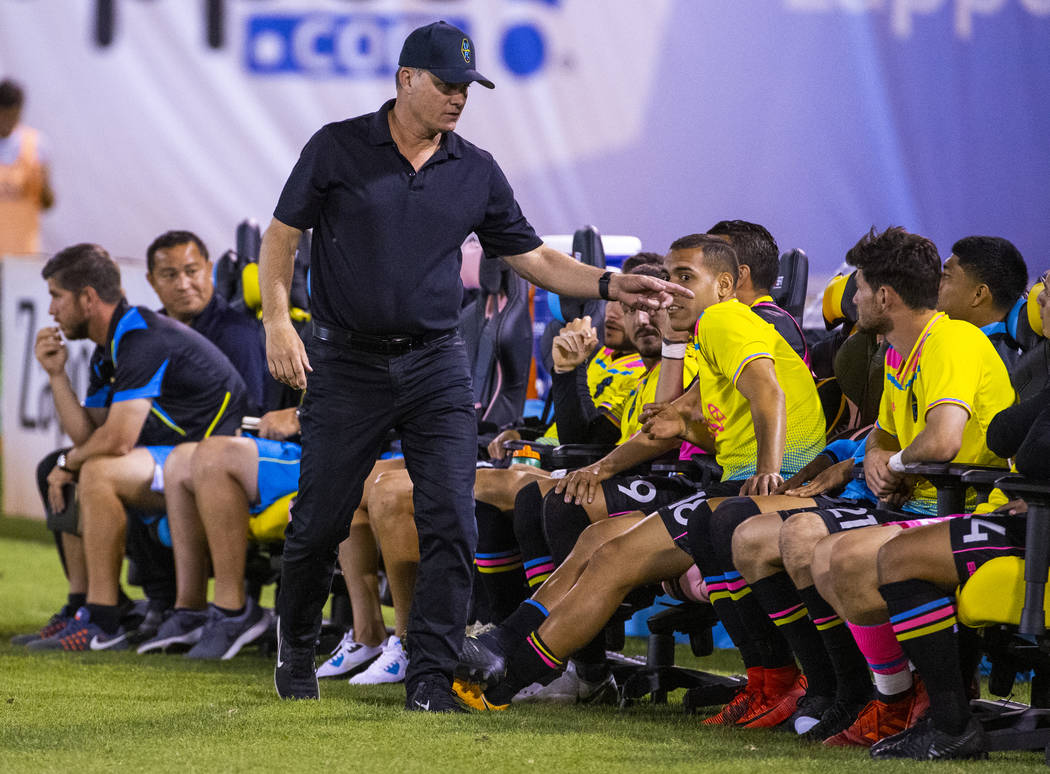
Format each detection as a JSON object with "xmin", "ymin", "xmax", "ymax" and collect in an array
[{"xmin": 386, "ymin": 335, "xmax": 413, "ymax": 353}]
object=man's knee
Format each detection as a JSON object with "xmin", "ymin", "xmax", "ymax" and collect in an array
[
  {"xmin": 710, "ymin": 496, "xmax": 762, "ymax": 561},
  {"xmin": 542, "ymin": 494, "xmax": 592, "ymax": 565},
  {"xmin": 512, "ymin": 481, "xmax": 545, "ymax": 547},
  {"xmin": 370, "ymin": 471, "xmax": 415, "ymax": 533},
  {"xmin": 586, "ymin": 532, "xmax": 646, "ymax": 591},
  {"xmin": 731, "ymin": 511, "xmax": 781, "ymax": 578},
  {"xmin": 778, "ymin": 511, "xmax": 829, "ymax": 575}
]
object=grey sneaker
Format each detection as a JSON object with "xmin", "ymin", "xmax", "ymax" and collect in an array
[
  {"xmin": 11, "ymin": 605, "xmax": 75, "ymax": 645},
  {"xmin": 186, "ymin": 599, "xmax": 271, "ymax": 660},
  {"xmin": 136, "ymin": 608, "xmax": 209, "ymax": 654}
]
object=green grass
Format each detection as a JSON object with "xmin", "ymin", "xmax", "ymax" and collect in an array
[{"xmin": 0, "ymin": 515, "xmax": 1043, "ymax": 773}]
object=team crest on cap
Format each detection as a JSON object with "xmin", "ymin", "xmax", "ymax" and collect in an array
[{"xmin": 461, "ymin": 38, "xmax": 472, "ymax": 63}]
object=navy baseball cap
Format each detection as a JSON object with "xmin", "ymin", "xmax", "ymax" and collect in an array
[{"xmin": 398, "ymin": 21, "xmax": 495, "ymax": 89}]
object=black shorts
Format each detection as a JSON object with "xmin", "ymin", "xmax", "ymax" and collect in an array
[
  {"xmin": 600, "ymin": 474, "xmax": 699, "ymax": 517},
  {"xmin": 655, "ymin": 479, "xmax": 746, "ymax": 554},
  {"xmin": 804, "ymin": 497, "xmax": 908, "ymax": 535},
  {"xmin": 950, "ymin": 513, "xmax": 1026, "ymax": 582}
]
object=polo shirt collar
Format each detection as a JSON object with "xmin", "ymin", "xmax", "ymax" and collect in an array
[
  {"xmin": 102, "ymin": 297, "xmax": 132, "ymax": 361},
  {"xmin": 368, "ymin": 99, "xmax": 463, "ymax": 160}
]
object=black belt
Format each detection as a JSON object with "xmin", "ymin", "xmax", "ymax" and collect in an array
[{"xmin": 314, "ymin": 323, "xmax": 456, "ymax": 355}]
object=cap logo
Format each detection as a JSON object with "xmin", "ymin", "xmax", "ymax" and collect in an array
[{"xmin": 461, "ymin": 38, "xmax": 472, "ymax": 63}]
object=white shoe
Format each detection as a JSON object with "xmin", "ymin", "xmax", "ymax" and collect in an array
[
  {"xmin": 316, "ymin": 629, "xmax": 382, "ymax": 679},
  {"xmin": 513, "ymin": 661, "xmax": 618, "ymax": 705},
  {"xmin": 348, "ymin": 635, "xmax": 408, "ymax": 685}
]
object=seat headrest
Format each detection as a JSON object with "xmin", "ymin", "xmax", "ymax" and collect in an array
[
  {"xmin": 822, "ymin": 271, "xmax": 858, "ymax": 330},
  {"xmin": 1028, "ymin": 278, "xmax": 1045, "ymax": 338},
  {"xmin": 478, "ymin": 255, "xmax": 506, "ymax": 296}
]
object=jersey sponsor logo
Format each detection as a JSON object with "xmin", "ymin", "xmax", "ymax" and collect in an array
[{"xmin": 706, "ymin": 403, "xmax": 726, "ymax": 436}]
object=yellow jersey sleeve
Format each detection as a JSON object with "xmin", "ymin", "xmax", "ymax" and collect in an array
[{"xmin": 881, "ymin": 315, "xmax": 1014, "ymax": 513}]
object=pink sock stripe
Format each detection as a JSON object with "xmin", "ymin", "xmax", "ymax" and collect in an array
[
  {"xmin": 705, "ymin": 581, "xmax": 729, "ymax": 593},
  {"xmin": 769, "ymin": 603, "xmax": 805, "ymax": 620},
  {"xmin": 725, "ymin": 578, "xmax": 749, "ymax": 592},
  {"xmin": 812, "ymin": 615, "xmax": 839, "ymax": 626},
  {"xmin": 475, "ymin": 555, "xmax": 522, "ymax": 567},
  {"xmin": 891, "ymin": 607, "xmax": 955, "ymax": 633},
  {"xmin": 527, "ymin": 635, "xmax": 560, "ymax": 669},
  {"xmin": 847, "ymin": 621, "xmax": 908, "ymax": 674},
  {"xmin": 525, "ymin": 563, "xmax": 554, "ymax": 578}
]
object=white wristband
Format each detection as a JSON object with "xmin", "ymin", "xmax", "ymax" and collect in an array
[
  {"xmin": 888, "ymin": 450, "xmax": 907, "ymax": 474},
  {"xmin": 662, "ymin": 341, "xmax": 687, "ymax": 360}
]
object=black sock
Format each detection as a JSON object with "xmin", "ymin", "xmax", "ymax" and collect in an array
[
  {"xmin": 750, "ymin": 573, "xmax": 837, "ymax": 697},
  {"xmin": 67, "ymin": 593, "xmax": 87, "ymax": 611},
  {"xmin": 86, "ymin": 603, "xmax": 121, "ymax": 634},
  {"xmin": 492, "ymin": 599, "xmax": 549, "ymax": 655},
  {"xmin": 488, "ymin": 629, "xmax": 564, "ymax": 705},
  {"xmin": 797, "ymin": 584, "xmax": 871, "ymax": 703},
  {"xmin": 880, "ymin": 579, "xmax": 969, "ymax": 734},
  {"xmin": 706, "ymin": 573, "xmax": 765, "ymax": 669},
  {"xmin": 215, "ymin": 604, "xmax": 244, "ymax": 618},
  {"xmin": 513, "ymin": 483, "xmax": 553, "ymax": 590},
  {"xmin": 474, "ymin": 501, "xmax": 526, "ymax": 622},
  {"xmin": 572, "ymin": 634, "xmax": 609, "ymax": 681}
]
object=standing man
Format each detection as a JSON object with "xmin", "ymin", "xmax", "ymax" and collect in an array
[
  {"xmin": 0, "ymin": 78, "xmax": 54, "ymax": 256},
  {"xmin": 261, "ymin": 20, "xmax": 687, "ymax": 710}
]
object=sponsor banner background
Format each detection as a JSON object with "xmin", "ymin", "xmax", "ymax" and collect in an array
[{"xmin": 0, "ymin": 0, "xmax": 1046, "ymax": 278}]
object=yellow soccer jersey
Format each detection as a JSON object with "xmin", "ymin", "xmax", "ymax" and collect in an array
[
  {"xmin": 542, "ymin": 347, "xmax": 647, "ymax": 442},
  {"xmin": 692, "ymin": 299, "xmax": 825, "ymax": 482},
  {"xmin": 617, "ymin": 348, "xmax": 701, "ymax": 445},
  {"xmin": 876, "ymin": 313, "xmax": 1014, "ymax": 514}
]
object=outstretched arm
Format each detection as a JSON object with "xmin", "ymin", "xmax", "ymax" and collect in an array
[{"xmin": 502, "ymin": 245, "xmax": 693, "ymax": 312}]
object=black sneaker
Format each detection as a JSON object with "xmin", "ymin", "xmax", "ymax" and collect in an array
[
  {"xmin": 406, "ymin": 678, "xmax": 469, "ymax": 713},
  {"xmin": 10, "ymin": 605, "xmax": 75, "ymax": 645},
  {"xmin": 273, "ymin": 617, "xmax": 319, "ymax": 700},
  {"xmin": 870, "ymin": 715, "xmax": 986, "ymax": 760},
  {"xmin": 136, "ymin": 608, "xmax": 209, "ymax": 654},
  {"xmin": 455, "ymin": 633, "xmax": 506, "ymax": 686},
  {"xmin": 787, "ymin": 693, "xmax": 836, "ymax": 735},
  {"xmin": 801, "ymin": 696, "xmax": 870, "ymax": 740},
  {"xmin": 186, "ymin": 600, "xmax": 271, "ymax": 660}
]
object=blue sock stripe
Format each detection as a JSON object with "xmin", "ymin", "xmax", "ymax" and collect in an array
[
  {"xmin": 888, "ymin": 597, "xmax": 953, "ymax": 625},
  {"xmin": 523, "ymin": 556, "xmax": 553, "ymax": 570},
  {"xmin": 524, "ymin": 599, "xmax": 550, "ymax": 618},
  {"xmin": 475, "ymin": 550, "xmax": 521, "ymax": 559}
]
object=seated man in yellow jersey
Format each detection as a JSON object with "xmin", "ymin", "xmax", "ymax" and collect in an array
[
  {"xmin": 715, "ymin": 228, "xmax": 1014, "ymax": 741},
  {"xmin": 514, "ymin": 220, "xmax": 811, "ymax": 703},
  {"xmin": 454, "ymin": 232, "xmax": 826, "ymax": 709},
  {"xmin": 341, "ymin": 261, "xmax": 668, "ymax": 685},
  {"xmin": 860, "ymin": 275, "xmax": 1047, "ymax": 761}
]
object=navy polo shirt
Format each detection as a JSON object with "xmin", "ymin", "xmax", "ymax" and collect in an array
[
  {"xmin": 84, "ymin": 299, "xmax": 249, "ymax": 446},
  {"xmin": 186, "ymin": 292, "xmax": 268, "ymax": 415},
  {"xmin": 274, "ymin": 99, "xmax": 543, "ymax": 335}
]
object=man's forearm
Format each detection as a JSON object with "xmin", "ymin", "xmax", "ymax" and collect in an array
[
  {"xmin": 259, "ymin": 219, "xmax": 301, "ymax": 325},
  {"xmin": 505, "ymin": 246, "xmax": 606, "ymax": 299},
  {"xmin": 596, "ymin": 434, "xmax": 679, "ymax": 478},
  {"xmin": 750, "ymin": 396, "xmax": 786, "ymax": 475},
  {"xmin": 49, "ymin": 373, "xmax": 96, "ymax": 445}
]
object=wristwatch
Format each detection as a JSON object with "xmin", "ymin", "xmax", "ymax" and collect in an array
[{"xmin": 56, "ymin": 452, "xmax": 74, "ymax": 473}]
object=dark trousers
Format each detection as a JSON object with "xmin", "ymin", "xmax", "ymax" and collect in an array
[{"xmin": 277, "ymin": 333, "xmax": 478, "ymax": 691}]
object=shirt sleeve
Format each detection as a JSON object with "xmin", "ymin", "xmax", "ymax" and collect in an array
[
  {"xmin": 473, "ymin": 157, "xmax": 543, "ymax": 258},
  {"xmin": 110, "ymin": 331, "xmax": 169, "ymax": 403},
  {"xmin": 699, "ymin": 306, "xmax": 775, "ymax": 385},
  {"xmin": 83, "ymin": 350, "xmax": 110, "ymax": 408},
  {"xmin": 273, "ymin": 127, "xmax": 331, "ymax": 231},
  {"xmin": 918, "ymin": 332, "xmax": 981, "ymax": 419}
]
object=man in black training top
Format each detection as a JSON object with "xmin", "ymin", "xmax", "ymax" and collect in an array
[{"xmin": 260, "ymin": 20, "xmax": 689, "ymax": 710}]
